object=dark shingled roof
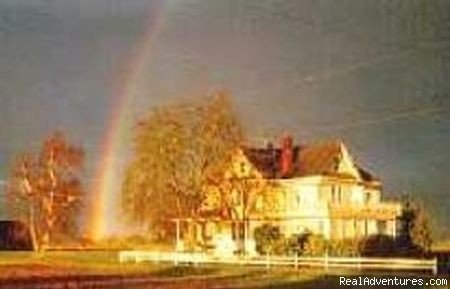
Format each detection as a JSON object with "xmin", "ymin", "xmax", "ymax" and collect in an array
[{"xmin": 243, "ymin": 140, "xmax": 378, "ymax": 182}]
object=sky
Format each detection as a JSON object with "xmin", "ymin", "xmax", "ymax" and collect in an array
[{"xmin": 0, "ymin": 0, "xmax": 449, "ymax": 236}]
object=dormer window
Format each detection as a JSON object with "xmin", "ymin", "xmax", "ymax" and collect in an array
[{"xmin": 240, "ymin": 162, "xmax": 246, "ymax": 174}]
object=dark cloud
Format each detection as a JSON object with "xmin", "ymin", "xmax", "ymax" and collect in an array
[{"xmin": 0, "ymin": 0, "xmax": 449, "ymax": 234}]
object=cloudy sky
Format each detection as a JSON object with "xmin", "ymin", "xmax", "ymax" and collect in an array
[{"xmin": 0, "ymin": 0, "xmax": 449, "ymax": 235}]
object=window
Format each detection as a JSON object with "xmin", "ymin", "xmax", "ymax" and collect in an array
[
  {"xmin": 377, "ymin": 220, "xmax": 387, "ymax": 235},
  {"xmin": 296, "ymin": 194, "xmax": 301, "ymax": 207},
  {"xmin": 240, "ymin": 162, "xmax": 246, "ymax": 174},
  {"xmin": 204, "ymin": 222, "xmax": 215, "ymax": 240},
  {"xmin": 364, "ymin": 219, "xmax": 369, "ymax": 236},
  {"xmin": 332, "ymin": 185, "xmax": 343, "ymax": 204},
  {"xmin": 364, "ymin": 192, "xmax": 371, "ymax": 204}
]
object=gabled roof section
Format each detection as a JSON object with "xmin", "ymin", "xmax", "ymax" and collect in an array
[
  {"xmin": 357, "ymin": 166, "xmax": 378, "ymax": 182},
  {"xmin": 242, "ymin": 139, "xmax": 379, "ymax": 183},
  {"xmin": 297, "ymin": 140, "xmax": 344, "ymax": 177}
]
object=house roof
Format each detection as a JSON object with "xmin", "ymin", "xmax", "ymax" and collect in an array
[
  {"xmin": 242, "ymin": 140, "xmax": 378, "ymax": 183},
  {"xmin": 297, "ymin": 140, "xmax": 343, "ymax": 177}
]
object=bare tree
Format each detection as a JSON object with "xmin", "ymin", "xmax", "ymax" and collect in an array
[{"xmin": 6, "ymin": 132, "xmax": 84, "ymax": 251}]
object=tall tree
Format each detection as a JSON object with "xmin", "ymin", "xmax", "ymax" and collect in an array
[
  {"xmin": 399, "ymin": 195, "xmax": 433, "ymax": 253},
  {"xmin": 6, "ymin": 132, "xmax": 84, "ymax": 250},
  {"xmin": 121, "ymin": 92, "xmax": 243, "ymax": 236}
]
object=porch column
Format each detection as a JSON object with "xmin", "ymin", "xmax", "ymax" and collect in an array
[
  {"xmin": 243, "ymin": 219, "xmax": 248, "ymax": 255},
  {"xmin": 392, "ymin": 219, "xmax": 397, "ymax": 239},
  {"xmin": 175, "ymin": 219, "xmax": 181, "ymax": 251}
]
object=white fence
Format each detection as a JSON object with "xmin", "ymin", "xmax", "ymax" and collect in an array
[{"xmin": 118, "ymin": 251, "xmax": 438, "ymax": 274}]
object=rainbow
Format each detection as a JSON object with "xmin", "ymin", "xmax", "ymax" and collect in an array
[{"xmin": 86, "ymin": 2, "xmax": 167, "ymax": 241}]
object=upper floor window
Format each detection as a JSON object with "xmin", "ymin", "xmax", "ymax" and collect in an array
[
  {"xmin": 364, "ymin": 191, "xmax": 371, "ymax": 204},
  {"xmin": 296, "ymin": 194, "xmax": 301, "ymax": 208},
  {"xmin": 331, "ymin": 185, "xmax": 343, "ymax": 204},
  {"xmin": 240, "ymin": 162, "xmax": 246, "ymax": 174}
]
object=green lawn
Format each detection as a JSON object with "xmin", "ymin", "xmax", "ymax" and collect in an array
[
  {"xmin": 0, "ymin": 250, "xmax": 323, "ymax": 287},
  {"xmin": 0, "ymin": 250, "xmax": 277, "ymax": 276},
  {"xmin": 0, "ymin": 251, "xmax": 446, "ymax": 289},
  {"xmin": 0, "ymin": 250, "xmax": 170, "ymax": 279}
]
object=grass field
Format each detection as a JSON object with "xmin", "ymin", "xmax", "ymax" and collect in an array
[
  {"xmin": 0, "ymin": 250, "xmax": 314, "ymax": 277},
  {"xmin": 0, "ymin": 250, "xmax": 325, "ymax": 288},
  {"xmin": 0, "ymin": 250, "xmax": 170, "ymax": 280},
  {"xmin": 0, "ymin": 251, "xmax": 447, "ymax": 288}
]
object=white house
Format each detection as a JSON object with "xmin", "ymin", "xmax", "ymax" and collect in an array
[{"xmin": 196, "ymin": 136, "xmax": 402, "ymax": 255}]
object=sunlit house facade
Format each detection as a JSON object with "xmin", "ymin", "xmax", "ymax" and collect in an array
[{"xmin": 198, "ymin": 136, "xmax": 402, "ymax": 255}]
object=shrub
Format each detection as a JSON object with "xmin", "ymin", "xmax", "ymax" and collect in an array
[
  {"xmin": 303, "ymin": 234, "xmax": 327, "ymax": 256},
  {"xmin": 285, "ymin": 234, "xmax": 302, "ymax": 255},
  {"xmin": 254, "ymin": 224, "xmax": 284, "ymax": 255},
  {"xmin": 358, "ymin": 234, "xmax": 425, "ymax": 257},
  {"xmin": 285, "ymin": 232, "xmax": 327, "ymax": 256},
  {"xmin": 328, "ymin": 238, "xmax": 360, "ymax": 257}
]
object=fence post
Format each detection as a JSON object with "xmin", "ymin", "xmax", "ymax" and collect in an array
[
  {"xmin": 294, "ymin": 252, "xmax": 298, "ymax": 270},
  {"xmin": 324, "ymin": 250, "xmax": 329, "ymax": 273},
  {"xmin": 432, "ymin": 257, "xmax": 438, "ymax": 275},
  {"xmin": 193, "ymin": 253, "xmax": 199, "ymax": 267},
  {"xmin": 266, "ymin": 252, "xmax": 270, "ymax": 270}
]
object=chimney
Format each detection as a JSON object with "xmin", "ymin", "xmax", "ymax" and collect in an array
[
  {"xmin": 266, "ymin": 141, "xmax": 276, "ymax": 178},
  {"xmin": 280, "ymin": 134, "xmax": 294, "ymax": 177}
]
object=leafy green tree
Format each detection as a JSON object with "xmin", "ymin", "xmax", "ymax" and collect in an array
[
  {"xmin": 121, "ymin": 92, "xmax": 243, "ymax": 237},
  {"xmin": 6, "ymin": 132, "xmax": 84, "ymax": 250}
]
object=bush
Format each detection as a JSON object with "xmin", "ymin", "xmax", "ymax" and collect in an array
[
  {"xmin": 285, "ymin": 232, "xmax": 327, "ymax": 256},
  {"xmin": 303, "ymin": 234, "xmax": 327, "ymax": 256},
  {"xmin": 285, "ymin": 234, "xmax": 302, "ymax": 255},
  {"xmin": 254, "ymin": 224, "xmax": 284, "ymax": 255},
  {"xmin": 328, "ymin": 238, "xmax": 360, "ymax": 257},
  {"xmin": 358, "ymin": 234, "xmax": 425, "ymax": 257}
]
